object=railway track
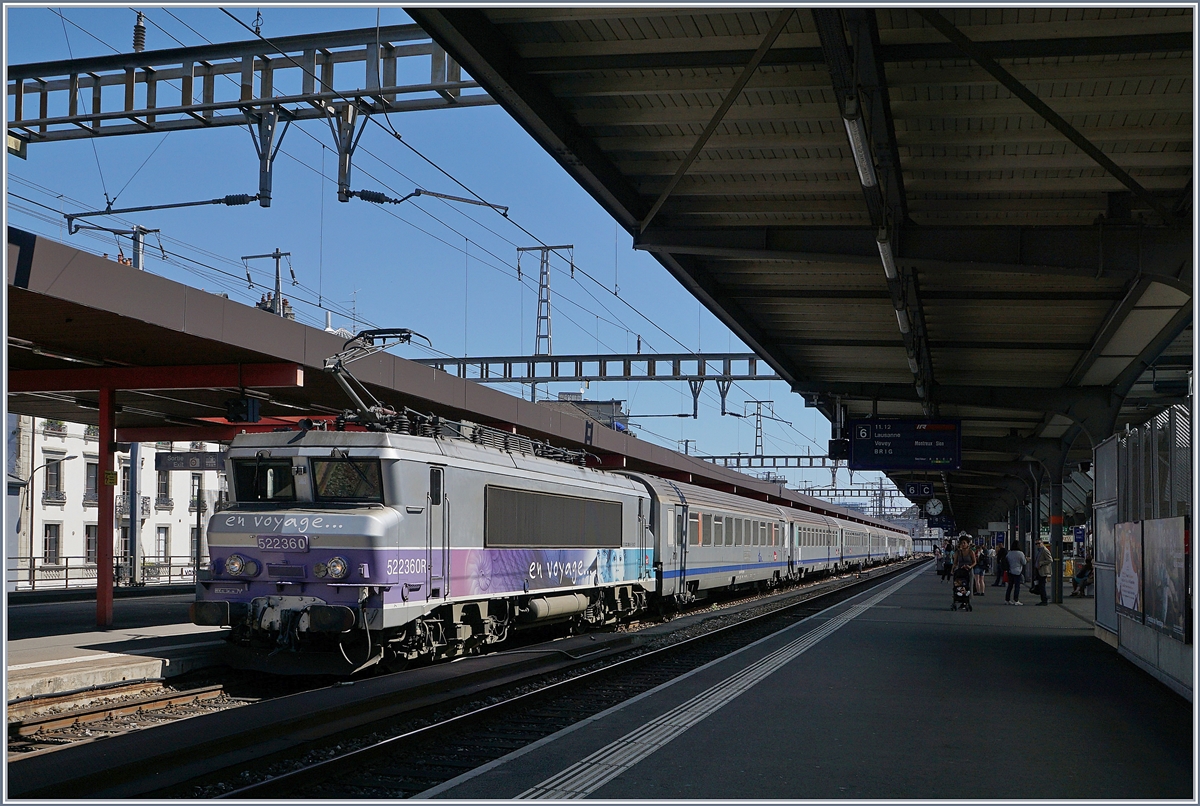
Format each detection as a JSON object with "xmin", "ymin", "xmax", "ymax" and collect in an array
[
  {"xmin": 7, "ymin": 683, "xmax": 244, "ymax": 757},
  {"xmin": 202, "ymin": 559, "xmax": 926, "ymax": 799}
]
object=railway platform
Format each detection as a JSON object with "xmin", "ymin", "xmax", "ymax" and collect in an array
[
  {"xmin": 427, "ymin": 561, "xmax": 1193, "ymax": 801},
  {"xmin": 6, "ymin": 591, "xmax": 223, "ymax": 703}
]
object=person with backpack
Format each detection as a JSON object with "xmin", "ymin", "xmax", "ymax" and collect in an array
[{"xmin": 1005, "ymin": 540, "xmax": 1027, "ymax": 605}]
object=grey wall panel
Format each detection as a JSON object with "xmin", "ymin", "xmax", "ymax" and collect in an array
[{"xmin": 1095, "ymin": 566, "xmax": 1117, "ymax": 633}]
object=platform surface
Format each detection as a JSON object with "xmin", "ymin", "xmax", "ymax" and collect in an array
[
  {"xmin": 426, "ymin": 562, "xmax": 1193, "ymax": 800},
  {"xmin": 6, "ymin": 593, "xmax": 224, "ymax": 702}
]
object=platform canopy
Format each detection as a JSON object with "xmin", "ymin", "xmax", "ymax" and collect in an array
[
  {"xmin": 408, "ymin": 6, "xmax": 1194, "ymax": 529},
  {"xmin": 6, "ymin": 227, "xmax": 901, "ymax": 533}
]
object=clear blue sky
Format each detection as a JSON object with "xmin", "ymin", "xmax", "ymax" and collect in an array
[{"xmin": 6, "ymin": 6, "xmax": 903, "ymax": 498}]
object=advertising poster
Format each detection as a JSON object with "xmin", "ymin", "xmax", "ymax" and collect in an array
[
  {"xmin": 1095, "ymin": 503, "xmax": 1117, "ymax": 566},
  {"xmin": 1141, "ymin": 517, "xmax": 1188, "ymax": 641},
  {"xmin": 1114, "ymin": 521, "xmax": 1143, "ymax": 621}
]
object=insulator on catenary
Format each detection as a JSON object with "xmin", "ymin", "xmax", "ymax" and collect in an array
[
  {"xmin": 132, "ymin": 12, "xmax": 146, "ymax": 52},
  {"xmin": 221, "ymin": 194, "xmax": 258, "ymax": 206},
  {"xmin": 353, "ymin": 189, "xmax": 395, "ymax": 205}
]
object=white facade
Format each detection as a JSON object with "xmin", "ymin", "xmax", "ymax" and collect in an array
[{"xmin": 8, "ymin": 415, "xmax": 224, "ymax": 589}]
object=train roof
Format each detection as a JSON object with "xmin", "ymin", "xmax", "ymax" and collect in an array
[{"xmin": 225, "ymin": 430, "xmax": 646, "ymax": 495}]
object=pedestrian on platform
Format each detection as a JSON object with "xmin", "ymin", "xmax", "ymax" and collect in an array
[
  {"xmin": 993, "ymin": 543, "xmax": 1008, "ymax": 586},
  {"xmin": 933, "ymin": 544, "xmax": 942, "ymax": 577},
  {"xmin": 973, "ymin": 544, "xmax": 989, "ymax": 595},
  {"xmin": 1031, "ymin": 538, "xmax": 1053, "ymax": 606},
  {"xmin": 1005, "ymin": 540, "xmax": 1027, "ymax": 605},
  {"xmin": 941, "ymin": 541, "xmax": 954, "ymax": 581}
]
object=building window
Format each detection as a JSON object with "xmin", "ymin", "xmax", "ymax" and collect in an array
[
  {"xmin": 156, "ymin": 470, "xmax": 173, "ymax": 508},
  {"xmin": 43, "ymin": 456, "xmax": 67, "ymax": 504},
  {"xmin": 85, "ymin": 524, "xmax": 98, "ymax": 563},
  {"xmin": 43, "ymin": 524, "xmax": 60, "ymax": 564},
  {"xmin": 120, "ymin": 526, "xmax": 130, "ymax": 559},
  {"xmin": 156, "ymin": 526, "xmax": 169, "ymax": 560},
  {"xmin": 190, "ymin": 473, "xmax": 206, "ymax": 511},
  {"xmin": 45, "ymin": 458, "xmax": 63, "ymax": 492},
  {"xmin": 191, "ymin": 526, "xmax": 203, "ymax": 559},
  {"xmin": 84, "ymin": 462, "xmax": 99, "ymax": 505}
]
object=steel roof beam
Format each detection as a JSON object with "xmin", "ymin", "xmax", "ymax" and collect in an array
[
  {"xmin": 635, "ymin": 224, "xmax": 1192, "ymax": 288},
  {"xmin": 917, "ymin": 10, "xmax": 1179, "ymax": 226},
  {"xmin": 731, "ymin": 289, "xmax": 1125, "ymax": 302},
  {"xmin": 775, "ymin": 338, "xmax": 1093, "ymax": 351},
  {"xmin": 520, "ymin": 32, "xmax": 1192, "ymax": 73},
  {"xmin": 638, "ymin": 10, "xmax": 794, "ymax": 233}
]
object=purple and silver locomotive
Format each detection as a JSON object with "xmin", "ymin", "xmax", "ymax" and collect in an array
[{"xmin": 192, "ymin": 426, "xmax": 654, "ymax": 673}]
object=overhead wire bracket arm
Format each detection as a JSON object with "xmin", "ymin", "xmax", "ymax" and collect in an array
[
  {"xmin": 348, "ymin": 187, "xmax": 508, "ymax": 216},
  {"xmin": 65, "ymin": 193, "xmax": 258, "ymax": 230}
]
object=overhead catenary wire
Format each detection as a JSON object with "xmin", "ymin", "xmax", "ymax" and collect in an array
[{"xmin": 16, "ymin": 9, "xmax": 830, "ymax": 461}]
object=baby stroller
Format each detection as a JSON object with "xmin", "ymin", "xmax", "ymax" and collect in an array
[{"xmin": 951, "ymin": 567, "xmax": 973, "ymax": 611}]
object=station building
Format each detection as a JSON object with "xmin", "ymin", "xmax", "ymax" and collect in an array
[{"xmin": 6, "ymin": 414, "xmax": 222, "ymax": 591}]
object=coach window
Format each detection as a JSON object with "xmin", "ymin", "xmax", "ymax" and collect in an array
[
  {"xmin": 702, "ymin": 514, "xmax": 713, "ymax": 546},
  {"xmin": 723, "ymin": 516, "xmax": 733, "ymax": 546},
  {"xmin": 665, "ymin": 508, "xmax": 674, "ymax": 546},
  {"xmin": 688, "ymin": 512, "xmax": 700, "ymax": 546},
  {"xmin": 733, "ymin": 519, "xmax": 742, "ymax": 546}
]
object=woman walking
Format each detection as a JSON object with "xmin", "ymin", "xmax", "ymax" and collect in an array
[{"xmin": 1005, "ymin": 540, "xmax": 1027, "ymax": 605}]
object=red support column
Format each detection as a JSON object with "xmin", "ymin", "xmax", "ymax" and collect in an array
[{"xmin": 97, "ymin": 387, "xmax": 116, "ymax": 628}]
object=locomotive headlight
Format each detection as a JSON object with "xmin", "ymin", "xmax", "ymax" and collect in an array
[
  {"xmin": 314, "ymin": 562, "xmax": 328, "ymax": 578},
  {"xmin": 326, "ymin": 556, "xmax": 349, "ymax": 579},
  {"xmin": 225, "ymin": 554, "xmax": 246, "ymax": 576}
]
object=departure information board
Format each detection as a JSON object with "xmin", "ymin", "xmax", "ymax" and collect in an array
[{"xmin": 848, "ymin": 419, "xmax": 961, "ymax": 471}]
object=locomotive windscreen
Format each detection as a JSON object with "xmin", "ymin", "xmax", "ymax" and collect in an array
[{"xmin": 485, "ymin": 486, "xmax": 622, "ymax": 548}]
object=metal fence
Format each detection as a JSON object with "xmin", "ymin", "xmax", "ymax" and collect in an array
[
  {"xmin": 6, "ymin": 554, "xmax": 202, "ymax": 590},
  {"xmin": 1094, "ymin": 404, "xmax": 1192, "ymax": 635}
]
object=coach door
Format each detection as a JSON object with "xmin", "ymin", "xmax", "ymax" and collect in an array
[
  {"xmin": 788, "ymin": 523, "xmax": 796, "ymax": 577},
  {"xmin": 427, "ymin": 466, "xmax": 449, "ymax": 601},
  {"xmin": 674, "ymin": 506, "xmax": 689, "ymax": 598}
]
